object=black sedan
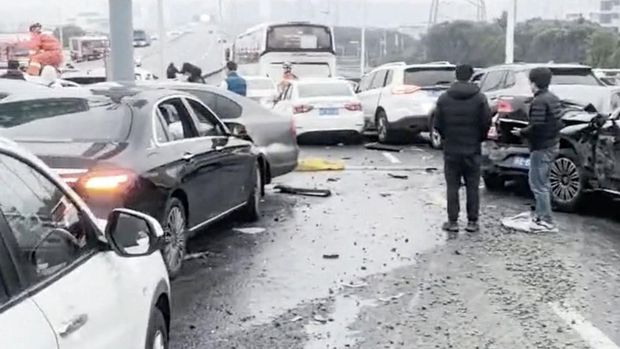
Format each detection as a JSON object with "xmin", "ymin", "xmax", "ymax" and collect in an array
[
  {"xmin": 0, "ymin": 87, "xmax": 264, "ymax": 277},
  {"xmin": 482, "ymin": 101, "xmax": 620, "ymax": 212}
]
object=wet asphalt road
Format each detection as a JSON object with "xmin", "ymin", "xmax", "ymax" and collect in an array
[{"xmin": 170, "ymin": 140, "xmax": 620, "ymax": 349}]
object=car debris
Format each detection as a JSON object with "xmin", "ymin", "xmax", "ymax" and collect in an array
[
  {"xmin": 388, "ymin": 173, "xmax": 409, "ymax": 180},
  {"xmin": 322, "ymin": 254, "xmax": 340, "ymax": 259},
  {"xmin": 184, "ymin": 251, "xmax": 210, "ymax": 261},
  {"xmin": 365, "ymin": 142, "xmax": 403, "ymax": 152},
  {"xmin": 341, "ymin": 282, "xmax": 368, "ymax": 289},
  {"xmin": 274, "ymin": 185, "xmax": 332, "ymax": 197},
  {"xmin": 290, "ymin": 316, "xmax": 303, "ymax": 322},
  {"xmin": 233, "ymin": 227, "xmax": 267, "ymax": 235},
  {"xmin": 378, "ymin": 292, "xmax": 405, "ymax": 303}
]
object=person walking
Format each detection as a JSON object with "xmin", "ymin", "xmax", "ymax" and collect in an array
[
  {"xmin": 434, "ymin": 64, "xmax": 492, "ymax": 234},
  {"xmin": 511, "ymin": 67, "xmax": 562, "ymax": 233},
  {"xmin": 0, "ymin": 60, "xmax": 25, "ymax": 80},
  {"xmin": 220, "ymin": 61, "xmax": 247, "ymax": 96}
]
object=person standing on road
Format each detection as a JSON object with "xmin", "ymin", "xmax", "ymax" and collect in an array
[
  {"xmin": 220, "ymin": 61, "xmax": 247, "ymax": 96},
  {"xmin": 278, "ymin": 62, "xmax": 298, "ymax": 94},
  {"xmin": 0, "ymin": 60, "xmax": 25, "ymax": 80},
  {"xmin": 435, "ymin": 64, "xmax": 492, "ymax": 234},
  {"xmin": 511, "ymin": 67, "xmax": 562, "ymax": 233}
]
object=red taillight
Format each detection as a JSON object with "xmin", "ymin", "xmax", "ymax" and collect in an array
[
  {"xmin": 497, "ymin": 99, "xmax": 514, "ymax": 113},
  {"xmin": 78, "ymin": 168, "xmax": 137, "ymax": 193},
  {"xmin": 344, "ymin": 102, "xmax": 362, "ymax": 111},
  {"xmin": 391, "ymin": 84, "xmax": 421, "ymax": 95},
  {"xmin": 293, "ymin": 104, "xmax": 314, "ymax": 114}
]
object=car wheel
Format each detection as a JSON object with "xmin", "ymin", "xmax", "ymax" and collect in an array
[
  {"xmin": 549, "ymin": 150, "xmax": 585, "ymax": 212},
  {"xmin": 145, "ymin": 309, "xmax": 168, "ymax": 349},
  {"xmin": 377, "ymin": 110, "xmax": 396, "ymax": 144},
  {"xmin": 161, "ymin": 198, "xmax": 186, "ymax": 279},
  {"xmin": 240, "ymin": 164, "xmax": 262, "ymax": 222},
  {"xmin": 483, "ymin": 174, "xmax": 504, "ymax": 191},
  {"xmin": 429, "ymin": 115, "xmax": 443, "ymax": 149}
]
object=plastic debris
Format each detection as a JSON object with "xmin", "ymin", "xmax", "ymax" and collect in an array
[
  {"xmin": 274, "ymin": 185, "xmax": 332, "ymax": 197},
  {"xmin": 341, "ymin": 282, "xmax": 368, "ymax": 289},
  {"xmin": 184, "ymin": 251, "xmax": 210, "ymax": 261},
  {"xmin": 365, "ymin": 142, "xmax": 403, "ymax": 152},
  {"xmin": 378, "ymin": 292, "xmax": 405, "ymax": 303},
  {"xmin": 322, "ymin": 254, "xmax": 340, "ymax": 259},
  {"xmin": 388, "ymin": 173, "xmax": 409, "ymax": 180},
  {"xmin": 290, "ymin": 316, "xmax": 303, "ymax": 322},
  {"xmin": 233, "ymin": 227, "xmax": 266, "ymax": 235},
  {"xmin": 296, "ymin": 158, "xmax": 345, "ymax": 172}
]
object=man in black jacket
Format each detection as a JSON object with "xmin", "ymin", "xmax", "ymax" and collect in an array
[
  {"xmin": 512, "ymin": 67, "xmax": 562, "ymax": 233},
  {"xmin": 435, "ymin": 64, "xmax": 492, "ymax": 233}
]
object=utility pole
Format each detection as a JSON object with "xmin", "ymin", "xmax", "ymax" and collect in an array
[
  {"xmin": 157, "ymin": 0, "xmax": 167, "ymax": 79},
  {"xmin": 360, "ymin": 0, "xmax": 366, "ymax": 76},
  {"xmin": 108, "ymin": 0, "xmax": 135, "ymax": 81},
  {"xmin": 505, "ymin": 0, "xmax": 516, "ymax": 64},
  {"xmin": 428, "ymin": 0, "xmax": 440, "ymax": 28}
]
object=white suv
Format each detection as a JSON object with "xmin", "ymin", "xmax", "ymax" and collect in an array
[
  {"xmin": 0, "ymin": 138, "xmax": 171, "ymax": 349},
  {"xmin": 357, "ymin": 62, "xmax": 455, "ymax": 146}
]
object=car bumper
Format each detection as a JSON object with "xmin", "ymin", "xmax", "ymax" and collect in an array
[
  {"xmin": 482, "ymin": 141, "xmax": 531, "ymax": 177},
  {"xmin": 258, "ymin": 144, "xmax": 300, "ymax": 180},
  {"xmin": 388, "ymin": 114, "xmax": 430, "ymax": 133},
  {"xmin": 296, "ymin": 112, "xmax": 365, "ymax": 136}
]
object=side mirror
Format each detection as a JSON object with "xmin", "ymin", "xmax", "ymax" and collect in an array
[
  {"xmin": 227, "ymin": 123, "xmax": 252, "ymax": 141},
  {"xmin": 105, "ymin": 209, "xmax": 164, "ymax": 257}
]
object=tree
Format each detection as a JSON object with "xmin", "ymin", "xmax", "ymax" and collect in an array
[
  {"xmin": 53, "ymin": 25, "xmax": 86, "ymax": 48},
  {"xmin": 588, "ymin": 30, "xmax": 618, "ymax": 68}
]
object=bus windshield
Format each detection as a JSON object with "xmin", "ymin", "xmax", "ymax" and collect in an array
[{"xmin": 266, "ymin": 25, "xmax": 333, "ymax": 52}]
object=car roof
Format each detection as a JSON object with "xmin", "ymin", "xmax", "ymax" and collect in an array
[
  {"xmin": 1, "ymin": 79, "xmax": 51, "ymax": 96},
  {"xmin": 485, "ymin": 63, "xmax": 593, "ymax": 72},
  {"xmin": 292, "ymin": 78, "xmax": 352, "ymax": 85}
]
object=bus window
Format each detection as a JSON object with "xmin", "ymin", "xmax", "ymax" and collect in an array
[{"xmin": 266, "ymin": 25, "xmax": 333, "ymax": 51}]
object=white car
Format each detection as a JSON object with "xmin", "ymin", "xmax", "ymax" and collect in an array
[
  {"xmin": 244, "ymin": 76, "xmax": 278, "ymax": 107},
  {"xmin": 274, "ymin": 79, "xmax": 364, "ymax": 139},
  {"xmin": 0, "ymin": 138, "xmax": 171, "ymax": 349},
  {"xmin": 357, "ymin": 62, "xmax": 456, "ymax": 146}
]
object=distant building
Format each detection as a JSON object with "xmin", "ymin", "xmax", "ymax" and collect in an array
[{"xmin": 592, "ymin": 0, "xmax": 620, "ymax": 30}]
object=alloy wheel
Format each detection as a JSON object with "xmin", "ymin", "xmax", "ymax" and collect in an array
[
  {"xmin": 550, "ymin": 157, "xmax": 581, "ymax": 203},
  {"xmin": 430, "ymin": 128, "xmax": 442, "ymax": 149},
  {"xmin": 163, "ymin": 206, "xmax": 186, "ymax": 273},
  {"xmin": 378, "ymin": 116, "xmax": 387, "ymax": 141}
]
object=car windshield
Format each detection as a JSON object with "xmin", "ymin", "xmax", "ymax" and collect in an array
[
  {"xmin": 297, "ymin": 83, "xmax": 353, "ymax": 98},
  {"xmin": 548, "ymin": 69, "xmax": 602, "ymax": 86},
  {"xmin": 134, "ymin": 30, "xmax": 147, "ymax": 40},
  {"xmin": 247, "ymin": 79, "xmax": 275, "ymax": 90},
  {"xmin": 0, "ymin": 97, "xmax": 132, "ymax": 141},
  {"xmin": 404, "ymin": 68, "xmax": 456, "ymax": 86}
]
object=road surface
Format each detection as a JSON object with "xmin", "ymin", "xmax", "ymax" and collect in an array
[{"xmin": 170, "ymin": 140, "xmax": 620, "ymax": 349}]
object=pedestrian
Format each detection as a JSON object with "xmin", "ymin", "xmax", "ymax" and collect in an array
[
  {"xmin": 26, "ymin": 22, "xmax": 62, "ymax": 76},
  {"xmin": 166, "ymin": 63, "xmax": 179, "ymax": 79},
  {"xmin": 511, "ymin": 67, "xmax": 562, "ymax": 233},
  {"xmin": 278, "ymin": 62, "xmax": 298, "ymax": 94},
  {"xmin": 220, "ymin": 61, "xmax": 247, "ymax": 96},
  {"xmin": 180, "ymin": 62, "xmax": 205, "ymax": 83},
  {"xmin": 0, "ymin": 60, "xmax": 25, "ymax": 80},
  {"xmin": 434, "ymin": 64, "xmax": 492, "ymax": 234}
]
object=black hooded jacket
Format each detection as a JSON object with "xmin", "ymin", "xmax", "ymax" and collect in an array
[{"xmin": 434, "ymin": 81, "xmax": 492, "ymax": 155}]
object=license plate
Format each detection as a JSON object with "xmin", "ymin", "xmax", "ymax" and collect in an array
[
  {"xmin": 513, "ymin": 156, "xmax": 530, "ymax": 168},
  {"xmin": 319, "ymin": 108, "xmax": 339, "ymax": 116}
]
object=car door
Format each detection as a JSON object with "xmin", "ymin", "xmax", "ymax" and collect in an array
[
  {"xmin": 594, "ymin": 110, "xmax": 620, "ymax": 188},
  {"xmin": 184, "ymin": 97, "xmax": 255, "ymax": 213},
  {"xmin": 359, "ymin": 70, "xmax": 388, "ymax": 127},
  {"xmin": 151, "ymin": 97, "xmax": 223, "ymax": 228},
  {"xmin": 0, "ymin": 214, "xmax": 58, "ymax": 349},
  {"xmin": 0, "ymin": 152, "xmax": 142, "ymax": 349}
]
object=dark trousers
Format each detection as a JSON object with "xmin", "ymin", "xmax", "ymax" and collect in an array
[{"xmin": 444, "ymin": 153, "xmax": 481, "ymax": 222}]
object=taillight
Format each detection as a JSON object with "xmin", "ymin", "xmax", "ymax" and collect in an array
[
  {"xmin": 497, "ymin": 99, "xmax": 514, "ymax": 113},
  {"xmin": 293, "ymin": 104, "xmax": 314, "ymax": 114},
  {"xmin": 78, "ymin": 169, "xmax": 137, "ymax": 193},
  {"xmin": 344, "ymin": 102, "xmax": 362, "ymax": 111},
  {"xmin": 392, "ymin": 84, "xmax": 421, "ymax": 95}
]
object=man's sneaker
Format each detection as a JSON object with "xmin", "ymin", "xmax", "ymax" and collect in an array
[
  {"xmin": 465, "ymin": 221, "xmax": 480, "ymax": 233},
  {"xmin": 530, "ymin": 219, "xmax": 559, "ymax": 233},
  {"xmin": 442, "ymin": 221, "xmax": 459, "ymax": 233}
]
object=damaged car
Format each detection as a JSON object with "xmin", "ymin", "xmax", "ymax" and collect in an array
[{"xmin": 482, "ymin": 99, "xmax": 620, "ymax": 212}]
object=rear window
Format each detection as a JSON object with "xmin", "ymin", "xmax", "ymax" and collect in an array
[
  {"xmin": 0, "ymin": 97, "xmax": 132, "ymax": 141},
  {"xmin": 247, "ymin": 79, "xmax": 275, "ymax": 90},
  {"xmin": 404, "ymin": 68, "xmax": 456, "ymax": 87},
  {"xmin": 297, "ymin": 83, "xmax": 353, "ymax": 98},
  {"xmin": 548, "ymin": 69, "xmax": 601, "ymax": 86}
]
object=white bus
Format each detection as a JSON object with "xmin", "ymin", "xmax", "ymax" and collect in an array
[{"xmin": 233, "ymin": 22, "xmax": 336, "ymax": 82}]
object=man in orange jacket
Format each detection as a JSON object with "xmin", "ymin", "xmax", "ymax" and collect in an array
[{"xmin": 26, "ymin": 23, "xmax": 62, "ymax": 76}]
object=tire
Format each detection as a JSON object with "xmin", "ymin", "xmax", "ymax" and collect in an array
[
  {"xmin": 483, "ymin": 174, "xmax": 505, "ymax": 191},
  {"xmin": 376, "ymin": 110, "xmax": 398, "ymax": 144},
  {"xmin": 549, "ymin": 150, "xmax": 585, "ymax": 212},
  {"xmin": 145, "ymin": 309, "xmax": 168, "ymax": 349},
  {"xmin": 429, "ymin": 115, "xmax": 443, "ymax": 149},
  {"xmin": 240, "ymin": 164, "xmax": 262, "ymax": 222},
  {"xmin": 161, "ymin": 198, "xmax": 187, "ymax": 279}
]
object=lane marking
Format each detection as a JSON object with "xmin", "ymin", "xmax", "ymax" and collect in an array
[
  {"xmin": 549, "ymin": 302, "xmax": 620, "ymax": 349},
  {"xmin": 382, "ymin": 152, "xmax": 401, "ymax": 164}
]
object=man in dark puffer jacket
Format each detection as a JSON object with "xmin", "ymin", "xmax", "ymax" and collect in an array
[{"xmin": 435, "ymin": 64, "xmax": 492, "ymax": 234}]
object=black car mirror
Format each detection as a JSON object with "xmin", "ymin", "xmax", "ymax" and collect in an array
[{"xmin": 105, "ymin": 209, "xmax": 164, "ymax": 257}]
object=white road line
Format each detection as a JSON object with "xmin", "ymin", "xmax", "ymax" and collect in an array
[
  {"xmin": 549, "ymin": 302, "xmax": 620, "ymax": 349},
  {"xmin": 382, "ymin": 152, "xmax": 401, "ymax": 164}
]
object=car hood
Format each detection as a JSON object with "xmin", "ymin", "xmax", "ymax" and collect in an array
[
  {"xmin": 550, "ymin": 85, "xmax": 618, "ymax": 115},
  {"xmin": 14, "ymin": 140, "xmax": 128, "ymax": 169}
]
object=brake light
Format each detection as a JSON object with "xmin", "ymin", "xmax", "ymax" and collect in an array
[
  {"xmin": 392, "ymin": 84, "xmax": 421, "ymax": 95},
  {"xmin": 293, "ymin": 104, "xmax": 314, "ymax": 114},
  {"xmin": 344, "ymin": 102, "xmax": 362, "ymax": 111},
  {"xmin": 79, "ymin": 169, "xmax": 136, "ymax": 192},
  {"xmin": 497, "ymin": 99, "xmax": 514, "ymax": 113}
]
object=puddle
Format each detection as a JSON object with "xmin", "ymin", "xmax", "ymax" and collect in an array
[{"xmin": 304, "ymin": 295, "xmax": 377, "ymax": 349}]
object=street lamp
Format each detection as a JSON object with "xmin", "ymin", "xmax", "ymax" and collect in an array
[
  {"xmin": 157, "ymin": 0, "xmax": 167, "ymax": 78},
  {"xmin": 505, "ymin": 0, "xmax": 516, "ymax": 64},
  {"xmin": 360, "ymin": 0, "xmax": 366, "ymax": 76}
]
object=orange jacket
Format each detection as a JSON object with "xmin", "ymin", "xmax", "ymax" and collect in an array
[{"xmin": 28, "ymin": 33, "xmax": 62, "ymax": 68}]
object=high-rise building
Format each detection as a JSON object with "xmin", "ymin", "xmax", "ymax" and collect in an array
[{"xmin": 592, "ymin": 0, "xmax": 620, "ymax": 30}]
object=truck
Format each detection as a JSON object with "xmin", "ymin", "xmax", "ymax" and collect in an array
[{"xmin": 70, "ymin": 36, "xmax": 109, "ymax": 62}]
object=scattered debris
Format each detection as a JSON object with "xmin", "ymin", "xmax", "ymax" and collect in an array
[
  {"xmin": 378, "ymin": 292, "xmax": 406, "ymax": 303},
  {"xmin": 313, "ymin": 315, "xmax": 328, "ymax": 324},
  {"xmin": 327, "ymin": 177, "xmax": 341, "ymax": 182},
  {"xmin": 323, "ymin": 254, "xmax": 340, "ymax": 259},
  {"xmin": 380, "ymin": 192, "xmax": 392, "ymax": 197},
  {"xmin": 365, "ymin": 142, "xmax": 403, "ymax": 152},
  {"xmin": 454, "ymin": 250, "xmax": 461, "ymax": 255},
  {"xmin": 233, "ymin": 227, "xmax": 266, "ymax": 235},
  {"xmin": 290, "ymin": 316, "xmax": 303, "ymax": 322},
  {"xmin": 388, "ymin": 173, "xmax": 409, "ymax": 180},
  {"xmin": 184, "ymin": 251, "xmax": 210, "ymax": 261},
  {"xmin": 296, "ymin": 158, "xmax": 345, "ymax": 172},
  {"xmin": 341, "ymin": 282, "xmax": 368, "ymax": 289},
  {"xmin": 424, "ymin": 167, "xmax": 439, "ymax": 173},
  {"xmin": 274, "ymin": 185, "xmax": 332, "ymax": 197}
]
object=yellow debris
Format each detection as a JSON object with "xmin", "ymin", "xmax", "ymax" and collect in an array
[{"xmin": 296, "ymin": 158, "xmax": 345, "ymax": 172}]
